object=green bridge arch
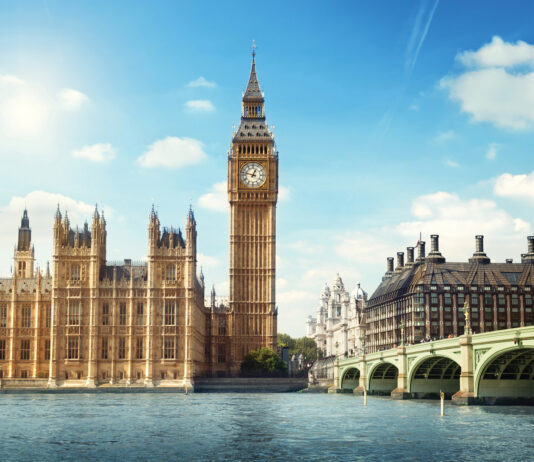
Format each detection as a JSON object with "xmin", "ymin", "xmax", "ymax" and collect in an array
[
  {"xmin": 475, "ymin": 344, "xmax": 534, "ymax": 401},
  {"xmin": 367, "ymin": 360, "xmax": 398, "ymax": 394},
  {"xmin": 407, "ymin": 354, "xmax": 461, "ymax": 397}
]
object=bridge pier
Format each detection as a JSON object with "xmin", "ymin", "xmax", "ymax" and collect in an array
[
  {"xmin": 452, "ymin": 334, "xmax": 478, "ymax": 405},
  {"xmin": 391, "ymin": 345, "xmax": 411, "ymax": 400},
  {"xmin": 352, "ymin": 354, "xmax": 367, "ymax": 395}
]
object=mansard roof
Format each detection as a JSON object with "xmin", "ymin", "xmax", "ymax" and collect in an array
[
  {"xmin": 233, "ymin": 120, "xmax": 273, "ymax": 143},
  {"xmin": 367, "ymin": 260, "xmax": 534, "ymax": 308}
]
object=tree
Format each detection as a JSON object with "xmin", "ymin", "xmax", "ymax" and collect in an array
[
  {"xmin": 241, "ymin": 347, "xmax": 288, "ymax": 377},
  {"xmin": 277, "ymin": 333, "xmax": 322, "ymax": 364}
]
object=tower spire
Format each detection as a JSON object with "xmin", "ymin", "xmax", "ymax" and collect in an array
[{"xmin": 243, "ymin": 45, "xmax": 263, "ymax": 103}]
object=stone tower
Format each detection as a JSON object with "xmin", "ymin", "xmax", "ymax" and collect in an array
[
  {"xmin": 228, "ymin": 51, "xmax": 278, "ymax": 365},
  {"xmin": 13, "ymin": 209, "xmax": 35, "ymax": 278}
]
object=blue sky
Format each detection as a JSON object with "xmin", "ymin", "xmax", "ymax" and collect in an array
[{"xmin": 1, "ymin": 1, "xmax": 534, "ymax": 336}]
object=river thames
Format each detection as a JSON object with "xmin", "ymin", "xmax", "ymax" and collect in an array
[{"xmin": 1, "ymin": 392, "xmax": 533, "ymax": 461}]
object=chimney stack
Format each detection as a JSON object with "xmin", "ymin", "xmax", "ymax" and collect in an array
[
  {"xmin": 431, "ymin": 234, "xmax": 439, "ymax": 252},
  {"xmin": 524, "ymin": 236, "xmax": 534, "ymax": 262},
  {"xmin": 417, "ymin": 241, "xmax": 426, "ymax": 262},
  {"xmin": 469, "ymin": 235, "xmax": 490, "ymax": 264},
  {"xmin": 476, "ymin": 235, "xmax": 484, "ymax": 253},
  {"xmin": 382, "ymin": 257, "xmax": 395, "ymax": 281},
  {"xmin": 506, "ymin": 259, "xmax": 513, "ymax": 264},
  {"xmin": 405, "ymin": 247, "xmax": 415, "ymax": 267},
  {"xmin": 395, "ymin": 252, "xmax": 404, "ymax": 271},
  {"xmin": 426, "ymin": 234, "xmax": 445, "ymax": 263}
]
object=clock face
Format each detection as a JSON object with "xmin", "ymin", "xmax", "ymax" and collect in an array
[{"xmin": 240, "ymin": 162, "xmax": 266, "ymax": 188}]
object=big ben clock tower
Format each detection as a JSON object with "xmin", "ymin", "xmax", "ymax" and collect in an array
[{"xmin": 228, "ymin": 50, "xmax": 278, "ymax": 365}]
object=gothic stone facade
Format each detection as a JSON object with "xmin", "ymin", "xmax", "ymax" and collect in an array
[
  {"xmin": 306, "ymin": 274, "xmax": 366, "ymax": 358},
  {"xmin": 0, "ymin": 55, "xmax": 278, "ymax": 385},
  {"xmin": 0, "ymin": 207, "xmax": 223, "ymax": 386},
  {"xmin": 365, "ymin": 235, "xmax": 534, "ymax": 353}
]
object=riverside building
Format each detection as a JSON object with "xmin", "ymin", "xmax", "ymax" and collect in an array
[
  {"xmin": 365, "ymin": 235, "xmax": 534, "ymax": 353},
  {"xmin": 0, "ymin": 52, "xmax": 279, "ymax": 386},
  {"xmin": 306, "ymin": 275, "xmax": 367, "ymax": 357}
]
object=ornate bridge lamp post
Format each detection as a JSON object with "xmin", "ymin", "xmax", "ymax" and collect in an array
[
  {"xmin": 400, "ymin": 321, "xmax": 405, "ymax": 346},
  {"xmin": 360, "ymin": 332, "xmax": 366, "ymax": 356}
]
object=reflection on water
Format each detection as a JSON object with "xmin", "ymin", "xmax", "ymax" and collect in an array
[{"xmin": 0, "ymin": 393, "xmax": 533, "ymax": 461}]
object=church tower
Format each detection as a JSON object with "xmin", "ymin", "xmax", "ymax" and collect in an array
[
  {"xmin": 228, "ymin": 50, "xmax": 278, "ymax": 365},
  {"xmin": 13, "ymin": 209, "xmax": 34, "ymax": 278}
]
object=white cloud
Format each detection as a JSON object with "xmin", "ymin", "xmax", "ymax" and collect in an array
[
  {"xmin": 442, "ymin": 36, "xmax": 534, "ymax": 130},
  {"xmin": 0, "ymin": 83, "xmax": 49, "ymax": 137},
  {"xmin": 198, "ymin": 181, "xmax": 228, "ymax": 212},
  {"xmin": 187, "ymin": 77, "xmax": 216, "ymax": 88},
  {"xmin": 444, "ymin": 159, "xmax": 459, "ymax": 168},
  {"xmin": 57, "ymin": 88, "xmax": 89, "ymax": 110},
  {"xmin": 215, "ymin": 280, "xmax": 229, "ymax": 295},
  {"xmin": 279, "ymin": 185, "xmax": 290, "ymax": 201},
  {"xmin": 0, "ymin": 76, "xmax": 87, "ymax": 143},
  {"xmin": 494, "ymin": 171, "xmax": 534, "ymax": 202},
  {"xmin": 72, "ymin": 143, "xmax": 116, "ymax": 163},
  {"xmin": 409, "ymin": 103, "xmax": 419, "ymax": 111},
  {"xmin": 458, "ymin": 36, "xmax": 534, "ymax": 68},
  {"xmin": 185, "ymin": 100, "xmax": 215, "ymax": 112},
  {"xmin": 137, "ymin": 136, "xmax": 207, "ymax": 169},
  {"xmin": 335, "ymin": 231, "xmax": 392, "ymax": 264},
  {"xmin": 0, "ymin": 74, "xmax": 24, "ymax": 86},
  {"xmin": 485, "ymin": 142, "xmax": 500, "ymax": 160},
  {"xmin": 433, "ymin": 130, "xmax": 455, "ymax": 142},
  {"xmin": 396, "ymin": 191, "xmax": 530, "ymax": 260},
  {"xmin": 277, "ymin": 290, "xmax": 316, "ymax": 305},
  {"xmin": 0, "ymin": 191, "xmax": 107, "ymax": 275},
  {"xmin": 197, "ymin": 253, "xmax": 220, "ymax": 268}
]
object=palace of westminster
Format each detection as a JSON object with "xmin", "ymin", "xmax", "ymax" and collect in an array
[{"xmin": 0, "ymin": 53, "xmax": 278, "ymax": 387}]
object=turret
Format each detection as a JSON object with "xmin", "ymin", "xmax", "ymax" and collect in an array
[
  {"xmin": 186, "ymin": 206, "xmax": 197, "ymax": 256},
  {"xmin": 148, "ymin": 205, "xmax": 161, "ymax": 252},
  {"xmin": 13, "ymin": 209, "xmax": 35, "ymax": 278},
  {"xmin": 211, "ymin": 285, "xmax": 216, "ymax": 309}
]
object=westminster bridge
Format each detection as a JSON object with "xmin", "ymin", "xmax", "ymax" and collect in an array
[{"xmin": 332, "ymin": 325, "xmax": 534, "ymax": 404}]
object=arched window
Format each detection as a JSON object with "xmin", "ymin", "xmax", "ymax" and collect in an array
[
  {"xmin": 166, "ymin": 264, "xmax": 175, "ymax": 281},
  {"xmin": 71, "ymin": 264, "xmax": 80, "ymax": 281}
]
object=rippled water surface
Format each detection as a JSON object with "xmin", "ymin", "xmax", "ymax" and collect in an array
[{"xmin": 1, "ymin": 392, "xmax": 534, "ymax": 461}]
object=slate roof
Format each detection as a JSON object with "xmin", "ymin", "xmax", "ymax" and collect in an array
[
  {"xmin": 243, "ymin": 59, "xmax": 263, "ymax": 102},
  {"xmin": 100, "ymin": 263, "xmax": 147, "ymax": 282},
  {"xmin": 233, "ymin": 120, "xmax": 273, "ymax": 143},
  {"xmin": 367, "ymin": 261, "xmax": 534, "ymax": 308}
]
